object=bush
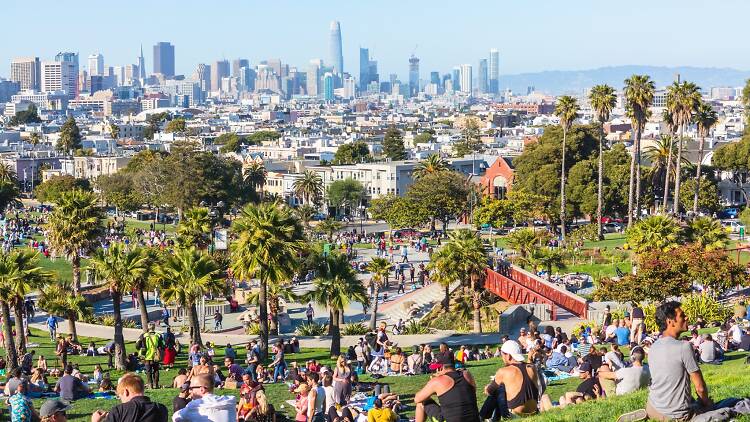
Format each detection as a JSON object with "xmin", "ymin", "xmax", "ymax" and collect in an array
[
  {"xmin": 681, "ymin": 293, "xmax": 731, "ymax": 325},
  {"xmin": 642, "ymin": 303, "xmax": 659, "ymax": 333},
  {"xmin": 89, "ymin": 315, "xmax": 137, "ymax": 328},
  {"xmin": 295, "ymin": 323, "xmax": 327, "ymax": 336},
  {"xmin": 402, "ymin": 320, "xmax": 432, "ymax": 334},
  {"xmin": 571, "ymin": 320, "xmax": 599, "ymax": 338},
  {"xmin": 341, "ymin": 323, "xmax": 369, "ymax": 336},
  {"xmin": 245, "ymin": 323, "xmax": 261, "ymax": 335}
]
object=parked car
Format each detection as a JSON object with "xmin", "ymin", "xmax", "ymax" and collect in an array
[
  {"xmin": 601, "ymin": 216, "xmax": 624, "ymax": 224},
  {"xmin": 718, "ymin": 208, "xmax": 741, "ymax": 219},
  {"xmin": 394, "ymin": 228, "xmax": 421, "ymax": 238},
  {"xmin": 721, "ymin": 220, "xmax": 744, "ymax": 233},
  {"xmin": 603, "ymin": 222, "xmax": 623, "ymax": 234}
]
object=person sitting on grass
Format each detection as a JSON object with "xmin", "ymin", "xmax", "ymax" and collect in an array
[
  {"xmin": 173, "ymin": 382, "xmax": 192, "ymax": 412},
  {"xmin": 597, "ymin": 346, "xmax": 650, "ymax": 396},
  {"xmin": 39, "ymin": 398, "xmax": 71, "ymax": 422},
  {"xmin": 558, "ymin": 361, "xmax": 603, "ymax": 408},
  {"xmin": 482, "ymin": 340, "xmax": 544, "ymax": 418},
  {"xmin": 367, "ymin": 398, "xmax": 397, "ymax": 422},
  {"xmin": 698, "ymin": 334, "xmax": 724, "ymax": 364},
  {"xmin": 91, "ymin": 372, "xmax": 168, "ymax": 422},
  {"xmin": 54, "ymin": 364, "xmax": 89, "ymax": 401},
  {"xmin": 545, "ymin": 345, "xmax": 573, "ymax": 373},
  {"xmin": 9, "ymin": 380, "xmax": 40, "ymax": 422},
  {"xmin": 173, "ymin": 373, "xmax": 237, "ymax": 422},
  {"xmin": 413, "ymin": 350, "xmax": 479, "ymax": 422}
]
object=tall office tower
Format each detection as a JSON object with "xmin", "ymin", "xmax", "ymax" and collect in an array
[
  {"xmin": 266, "ymin": 59, "xmax": 283, "ymax": 77},
  {"xmin": 79, "ymin": 70, "xmax": 89, "ymax": 92},
  {"xmin": 329, "ymin": 21, "xmax": 344, "ymax": 76},
  {"xmin": 368, "ymin": 60, "xmax": 378, "ymax": 87},
  {"xmin": 478, "ymin": 59, "xmax": 488, "ymax": 94},
  {"xmin": 430, "ymin": 72, "xmax": 441, "ymax": 86},
  {"xmin": 51, "ymin": 52, "xmax": 79, "ymax": 96},
  {"xmin": 211, "ymin": 60, "xmax": 230, "ymax": 92},
  {"xmin": 359, "ymin": 48, "xmax": 370, "ymax": 91},
  {"xmin": 112, "ymin": 66, "xmax": 124, "ymax": 86},
  {"xmin": 232, "ymin": 59, "xmax": 249, "ymax": 77},
  {"xmin": 194, "ymin": 63, "xmax": 211, "ymax": 94},
  {"xmin": 10, "ymin": 57, "xmax": 41, "ymax": 91},
  {"xmin": 323, "ymin": 72, "xmax": 335, "ymax": 101},
  {"xmin": 451, "ymin": 67, "xmax": 461, "ymax": 92},
  {"xmin": 239, "ymin": 66, "xmax": 256, "ymax": 92},
  {"xmin": 408, "ymin": 55, "xmax": 420, "ymax": 97},
  {"xmin": 342, "ymin": 76, "xmax": 356, "ymax": 100},
  {"xmin": 389, "ymin": 73, "xmax": 398, "ymax": 86},
  {"xmin": 307, "ymin": 60, "xmax": 321, "ymax": 97},
  {"xmin": 88, "ymin": 53, "xmax": 104, "ymax": 76},
  {"xmin": 489, "ymin": 48, "xmax": 499, "ymax": 94},
  {"xmin": 460, "ymin": 64, "xmax": 473, "ymax": 94},
  {"xmin": 153, "ymin": 42, "xmax": 175, "ymax": 77},
  {"xmin": 138, "ymin": 45, "xmax": 146, "ymax": 79}
]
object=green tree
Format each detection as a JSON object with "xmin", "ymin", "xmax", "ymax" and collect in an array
[
  {"xmin": 413, "ymin": 131, "xmax": 435, "ymax": 144},
  {"xmin": 90, "ymin": 242, "xmax": 150, "ymax": 369},
  {"xmin": 155, "ymin": 247, "xmax": 225, "ymax": 346},
  {"xmin": 368, "ymin": 194, "xmax": 428, "ymax": 232},
  {"xmin": 382, "ymin": 127, "xmax": 407, "ymax": 160},
  {"xmin": 45, "ymin": 189, "xmax": 104, "ymax": 294},
  {"xmin": 625, "ymin": 215, "xmax": 681, "ymax": 254},
  {"xmin": 8, "ymin": 105, "xmax": 42, "ymax": 126},
  {"xmin": 454, "ymin": 117, "xmax": 484, "ymax": 157},
  {"xmin": 529, "ymin": 247, "xmax": 566, "ymax": 281},
  {"xmin": 678, "ymin": 177, "xmax": 721, "ymax": 215},
  {"xmin": 4, "ymin": 249, "xmax": 52, "ymax": 355},
  {"xmin": 366, "ymin": 257, "xmax": 391, "ymax": 330},
  {"xmin": 554, "ymin": 95, "xmax": 579, "ymax": 241},
  {"xmin": 58, "ymin": 117, "xmax": 83, "ymax": 154},
  {"xmin": 293, "ymin": 170, "xmax": 324, "ymax": 206},
  {"xmin": 692, "ymin": 101, "xmax": 718, "ymax": 214},
  {"xmin": 35, "ymin": 175, "xmax": 91, "ymax": 204},
  {"xmin": 505, "ymin": 228, "xmax": 544, "ymax": 262},
  {"xmin": 333, "ymin": 141, "xmax": 372, "ymax": 164},
  {"xmin": 327, "ymin": 178, "xmax": 365, "ymax": 216},
  {"xmin": 176, "ymin": 207, "xmax": 212, "ymax": 249},
  {"xmin": 96, "ymin": 173, "xmax": 141, "ymax": 215},
  {"xmin": 413, "ymin": 154, "xmax": 449, "ymax": 179},
  {"xmin": 407, "ymin": 170, "xmax": 470, "ymax": 232},
  {"xmin": 244, "ymin": 162, "xmax": 267, "ymax": 196},
  {"xmin": 666, "ymin": 80, "xmax": 701, "ymax": 215},
  {"xmin": 589, "ymin": 84, "xmax": 617, "ymax": 239},
  {"xmin": 38, "ymin": 280, "xmax": 92, "ymax": 344},
  {"xmin": 110, "ymin": 123, "xmax": 120, "ymax": 139},
  {"xmin": 294, "ymin": 204, "xmax": 317, "ymax": 233},
  {"xmin": 567, "ymin": 143, "xmax": 633, "ymax": 220},
  {"xmin": 644, "ymin": 134, "xmax": 689, "ymax": 209},
  {"xmin": 247, "ymin": 130, "xmax": 281, "ymax": 144},
  {"xmin": 743, "ymin": 79, "xmax": 750, "ymax": 125},
  {"xmin": 164, "ymin": 117, "xmax": 187, "ymax": 134},
  {"xmin": 315, "ymin": 218, "xmax": 343, "ymax": 242},
  {"xmin": 305, "ymin": 253, "xmax": 368, "ymax": 356},
  {"xmin": 712, "ymin": 133, "xmax": 750, "ymax": 205},
  {"xmin": 686, "ymin": 216, "xmax": 729, "ymax": 251},
  {"xmin": 623, "ymin": 74, "xmax": 655, "ymax": 226},
  {"xmin": 230, "ymin": 202, "xmax": 304, "ymax": 358},
  {"xmin": 473, "ymin": 197, "xmax": 514, "ymax": 229}
]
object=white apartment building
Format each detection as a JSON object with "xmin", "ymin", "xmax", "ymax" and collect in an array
[
  {"xmin": 10, "ymin": 57, "xmax": 41, "ymax": 91},
  {"xmin": 41, "ymin": 61, "xmax": 77, "ymax": 95},
  {"xmin": 10, "ymin": 90, "xmax": 69, "ymax": 111},
  {"xmin": 57, "ymin": 156, "xmax": 131, "ymax": 180}
]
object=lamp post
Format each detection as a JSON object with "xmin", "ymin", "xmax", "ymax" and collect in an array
[{"xmin": 358, "ymin": 204, "xmax": 366, "ymax": 235}]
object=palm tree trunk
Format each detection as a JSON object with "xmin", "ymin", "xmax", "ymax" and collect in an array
[
  {"xmin": 444, "ymin": 284, "xmax": 450, "ymax": 311},
  {"xmin": 1, "ymin": 301, "xmax": 18, "ymax": 371},
  {"xmin": 673, "ymin": 127, "xmax": 685, "ymax": 215},
  {"xmin": 627, "ymin": 132, "xmax": 637, "ymax": 228},
  {"xmin": 269, "ymin": 296, "xmax": 279, "ymax": 335},
  {"xmin": 328, "ymin": 308, "xmax": 334, "ymax": 335},
  {"xmin": 693, "ymin": 135, "xmax": 706, "ymax": 214},
  {"xmin": 472, "ymin": 289, "xmax": 482, "ymax": 334},
  {"xmin": 369, "ymin": 284, "xmax": 379, "ymax": 330},
  {"xmin": 66, "ymin": 312, "xmax": 78, "ymax": 342},
  {"xmin": 13, "ymin": 300, "xmax": 26, "ymax": 356},
  {"xmin": 635, "ymin": 127, "xmax": 643, "ymax": 220},
  {"xmin": 596, "ymin": 126, "xmax": 604, "ymax": 240},
  {"xmin": 258, "ymin": 275, "xmax": 269, "ymax": 360},
  {"xmin": 330, "ymin": 308, "xmax": 342, "ymax": 357},
  {"xmin": 560, "ymin": 127, "xmax": 567, "ymax": 241},
  {"xmin": 111, "ymin": 291, "xmax": 127, "ymax": 370},
  {"xmin": 136, "ymin": 288, "xmax": 149, "ymax": 332},
  {"xmin": 662, "ymin": 136, "xmax": 674, "ymax": 214},
  {"xmin": 187, "ymin": 302, "xmax": 202, "ymax": 346},
  {"xmin": 72, "ymin": 255, "xmax": 81, "ymax": 295}
]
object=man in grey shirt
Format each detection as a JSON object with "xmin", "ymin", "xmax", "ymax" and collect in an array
[
  {"xmin": 698, "ymin": 334, "xmax": 719, "ymax": 364},
  {"xmin": 599, "ymin": 347, "xmax": 650, "ymax": 395},
  {"xmin": 647, "ymin": 301, "xmax": 712, "ymax": 421}
]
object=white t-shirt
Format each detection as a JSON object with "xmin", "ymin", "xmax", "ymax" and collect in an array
[
  {"xmin": 604, "ymin": 351, "xmax": 625, "ymax": 371},
  {"xmin": 605, "ymin": 325, "xmax": 617, "ymax": 339},
  {"xmin": 614, "ymin": 365, "xmax": 651, "ymax": 395},
  {"xmin": 729, "ymin": 325, "xmax": 743, "ymax": 344}
]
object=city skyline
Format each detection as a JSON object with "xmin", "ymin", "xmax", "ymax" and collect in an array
[{"xmin": 2, "ymin": 0, "xmax": 750, "ymax": 81}]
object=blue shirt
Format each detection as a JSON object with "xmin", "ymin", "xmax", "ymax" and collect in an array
[
  {"xmin": 46, "ymin": 316, "xmax": 57, "ymax": 329},
  {"xmin": 546, "ymin": 352, "xmax": 569, "ymax": 368},
  {"xmin": 615, "ymin": 326, "xmax": 630, "ymax": 345}
]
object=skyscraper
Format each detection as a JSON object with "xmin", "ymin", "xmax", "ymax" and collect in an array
[
  {"xmin": 138, "ymin": 45, "xmax": 146, "ymax": 79},
  {"xmin": 489, "ymin": 49, "xmax": 499, "ymax": 94},
  {"xmin": 153, "ymin": 42, "xmax": 175, "ymax": 77},
  {"xmin": 478, "ymin": 59, "xmax": 488, "ymax": 94},
  {"xmin": 329, "ymin": 21, "xmax": 344, "ymax": 76},
  {"xmin": 232, "ymin": 59, "xmax": 250, "ymax": 77},
  {"xmin": 307, "ymin": 60, "xmax": 321, "ymax": 97},
  {"xmin": 459, "ymin": 64, "xmax": 473, "ymax": 94},
  {"xmin": 50, "ymin": 52, "xmax": 79, "ymax": 96},
  {"xmin": 359, "ymin": 48, "xmax": 369, "ymax": 92},
  {"xmin": 10, "ymin": 57, "xmax": 41, "ymax": 91},
  {"xmin": 211, "ymin": 60, "xmax": 230, "ymax": 92},
  {"xmin": 323, "ymin": 72, "xmax": 334, "ymax": 101},
  {"xmin": 408, "ymin": 55, "xmax": 420, "ymax": 97},
  {"xmin": 194, "ymin": 63, "xmax": 211, "ymax": 95},
  {"xmin": 88, "ymin": 53, "xmax": 104, "ymax": 76},
  {"xmin": 451, "ymin": 67, "xmax": 461, "ymax": 92}
]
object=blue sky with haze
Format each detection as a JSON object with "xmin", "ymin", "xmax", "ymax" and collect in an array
[{"xmin": 3, "ymin": 0, "xmax": 747, "ymax": 78}]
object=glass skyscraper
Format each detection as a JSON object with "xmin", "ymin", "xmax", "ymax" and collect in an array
[
  {"xmin": 153, "ymin": 42, "xmax": 175, "ymax": 77},
  {"xmin": 408, "ymin": 55, "xmax": 420, "ymax": 97},
  {"xmin": 329, "ymin": 21, "xmax": 344, "ymax": 76},
  {"xmin": 489, "ymin": 48, "xmax": 499, "ymax": 94}
]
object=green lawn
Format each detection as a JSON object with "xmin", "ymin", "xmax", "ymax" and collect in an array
[{"xmin": 4, "ymin": 329, "xmax": 750, "ymax": 421}]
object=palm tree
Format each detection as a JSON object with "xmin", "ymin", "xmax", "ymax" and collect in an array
[
  {"xmin": 90, "ymin": 242, "xmax": 150, "ymax": 369},
  {"xmin": 625, "ymin": 215, "xmax": 681, "ymax": 254},
  {"xmin": 366, "ymin": 257, "xmax": 391, "ymax": 330},
  {"xmin": 293, "ymin": 170, "xmax": 324, "ymax": 205},
  {"xmin": 230, "ymin": 202, "xmax": 304, "ymax": 358},
  {"xmin": 45, "ymin": 189, "xmax": 104, "ymax": 294},
  {"xmin": 430, "ymin": 229, "xmax": 487, "ymax": 333},
  {"xmin": 623, "ymin": 75, "xmax": 655, "ymax": 227},
  {"xmin": 244, "ymin": 162, "xmax": 268, "ymax": 198},
  {"xmin": 666, "ymin": 80, "xmax": 701, "ymax": 215},
  {"xmin": 589, "ymin": 84, "xmax": 617, "ymax": 239},
  {"xmin": 38, "ymin": 281, "xmax": 93, "ymax": 343},
  {"xmin": 505, "ymin": 228, "xmax": 540, "ymax": 262},
  {"xmin": 413, "ymin": 154, "xmax": 449, "ymax": 179},
  {"xmin": 155, "ymin": 247, "xmax": 225, "ymax": 346},
  {"xmin": 553, "ymin": 96, "xmax": 579, "ymax": 241},
  {"xmin": 316, "ymin": 218, "xmax": 342, "ymax": 242},
  {"xmin": 644, "ymin": 134, "xmax": 688, "ymax": 208},
  {"xmin": 305, "ymin": 253, "xmax": 369, "ymax": 356},
  {"xmin": 0, "ymin": 254, "xmax": 21, "ymax": 370},
  {"xmin": 6, "ymin": 249, "xmax": 52, "ymax": 355},
  {"xmin": 528, "ymin": 247, "xmax": 566, "ymax": 281},
  {"xmin": 687, "ymin": 216, "xmax": 728, "ymax": 251},
  {"xmin": 246, "ymin": 282, "xmax": 299, "ymax": 335},
  {"xmin": 176, "ymin": 207, "xmax": 212, "ymax": 249},
  {"xmin": 692, "ymin": 101, "xmax": 718, "ymax": 214},
  {"xmin": 0, "ymin": 163, "xmax": 17, "ymax": 183},
  {"xmin": 294, "ymin": 204, "xmax": 317, "ymax": 234},
  {"xmin": 660, "ymin": 110, "xmax": 679, "ymax": 213}
]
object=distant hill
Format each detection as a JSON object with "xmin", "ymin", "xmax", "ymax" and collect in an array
[{"xmin": 500, "ymin": 65, "xmax": 750, "ymax": 95}]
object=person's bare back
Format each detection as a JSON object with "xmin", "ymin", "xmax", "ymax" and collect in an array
[{"xmin": 492, "ymin": 363, "xmax": 539, "ymax": 415}]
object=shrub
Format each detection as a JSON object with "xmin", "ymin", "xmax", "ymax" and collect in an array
[
  {"xmin": 341, "ymin": 323, "xmax": 369, "ymax": 336},
  {"xmin": 571, "ymin": 320, "xmax": 599, "ymax": 337},
  {"xmin": 89, "ymin": 315, "xmax": 137, "ymax": 328},
  {"xmin": 681, "ymin": 293, "xmax": 731, "ymax": 325},
  {"xmin": 245, "ymin": 323, "xmax": 261, "ymax": 335},
  {"xmin": 402, "ymin": 320, "xmax": 432, "ymax": 334},
  {"xmin": 295, "ymin": 322, "xmax": 327, "ymax": 336},
  {"xmin": 642, "ymin": 303, "xmax": 659, "ymax": 333}
]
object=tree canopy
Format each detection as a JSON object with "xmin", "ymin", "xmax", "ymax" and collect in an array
[
  {"xmin": 333, "ymin": 141, "xmax": 372, "ymax": 165},
  {"xmin": 382, "ymin": 127, "xmax": 407, "ymax": 160},
  {"xmin": 34, "ymin": 175, "xmax": 91, "ymax": 204},
  {"xmin": 327, "ymin": 178, "xmax": 366, "ymax": 212},
  {"xmin": 407, "ymin": 170, "xmax": 470, "ymax": 230},
  {"xmin": 8, "ymin": 105, "xmax": 41, "ymax": 126},
  {"xmin": 58, "ymin": 117, "xmax": 82, "ymax": 153}
]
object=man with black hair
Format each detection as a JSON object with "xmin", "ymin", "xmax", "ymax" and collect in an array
[{"xmin": 414, "ymin": 352, "xmax": 479, "ymax": 422}]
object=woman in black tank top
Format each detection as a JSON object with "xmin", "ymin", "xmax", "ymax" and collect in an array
[{"xmin": 436, "ymin": 371, "xmax": 480, "ymax": 422}]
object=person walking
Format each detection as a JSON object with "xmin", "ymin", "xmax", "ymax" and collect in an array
[
  {"xmin": 400, "ymin": 245, "xmax": 409, "ymax": 263},
  {"xmin": 46, "ymin": 314, "xmax": 58, "ymax": 341},
  {"xmin": 141, "ymin": 323, "xmax": 165, "ymax": 389},
  {"xmin": 306, "ymin": 304, "xmax": 314, "ymax": 324},
  {"xmin": 213, "ymin": 311, "xmax": 223, "ymax": 330}
]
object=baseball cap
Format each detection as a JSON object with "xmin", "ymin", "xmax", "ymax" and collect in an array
[
  {"xmin": 40, "ymin": 399, "xmax": 71, "ymax": 418},
  {"xmin": 500, "ymin": 340, "xmax": 526, "ymax": 362}
]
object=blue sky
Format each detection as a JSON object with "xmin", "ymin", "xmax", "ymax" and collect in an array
[{"xmin": 2, "ymin": 0, "xmax": 748, "ymax": 78}]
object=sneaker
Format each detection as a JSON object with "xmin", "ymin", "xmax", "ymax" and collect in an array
[{"xmin": 616, "ymin": 409, "xmax": 647, "ymax": 422}]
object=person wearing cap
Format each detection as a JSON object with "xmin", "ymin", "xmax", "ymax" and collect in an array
[
  {"xmin": 141, "ymin": 323, "xmax": 165, "ymax": 389},
  {"xmin": 39, "ymin": 398, "xmax": 71, "ymax": 422},
  {"xmin": 414, "ymin": 350, "xmax": 479, "ymax": 422},
  {"xmin": 9, "ymin": 380, "xmax": 39, "ymax": 422},
  {"xmin": 483, "ymin": 340, "xmax": 541, "ymax": 417},
  {"xmin": 91, "ymin": 373, "xmax": 168, "ymax": 422}
]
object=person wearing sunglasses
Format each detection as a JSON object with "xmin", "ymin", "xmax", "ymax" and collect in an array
[{"xmin": 173, "ymin": 373, "xmax": 237, "ymax": 421}]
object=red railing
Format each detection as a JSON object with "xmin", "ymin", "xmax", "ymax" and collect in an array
[{"xmin": 485, "ymin": 266, "xmax": 588, "ymax": 320}]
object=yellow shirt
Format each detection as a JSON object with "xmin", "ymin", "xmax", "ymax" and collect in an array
[{"xmin": 367, "ymin": 408, "xmax": 397, "ymax": 422}]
